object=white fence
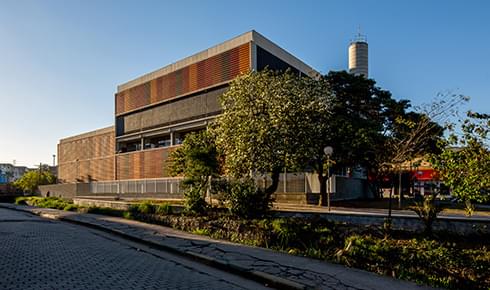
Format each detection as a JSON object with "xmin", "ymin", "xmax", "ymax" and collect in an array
[
  {"xmin": 90, "ymin": 178, "xmax": 184, "ymax": 195},
  {"xmin": 256, "ymin": 172, "xmax": 336, "ymax": 193}
]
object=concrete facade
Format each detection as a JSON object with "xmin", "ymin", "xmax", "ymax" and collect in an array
[
  {"xmin": 57, "ymin": 126, "xmax": 115, "ymax": 183},
  {"xmin": 348, "ymin": 41, "xmax": 368, "ymax": 77}
]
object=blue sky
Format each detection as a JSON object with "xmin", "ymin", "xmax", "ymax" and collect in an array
[{"xmin": 0, "ymin": 0, "xmax": 489, "ymax": 167}]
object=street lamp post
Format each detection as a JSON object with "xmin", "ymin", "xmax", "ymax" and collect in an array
[{"xmin": 323, "ymin": 146, "xmax": 333, "ymax": 212}]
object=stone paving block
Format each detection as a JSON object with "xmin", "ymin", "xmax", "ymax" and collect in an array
[{"xmin": 0, "ymin": 208, "xmax": 258, "ymax": 290}]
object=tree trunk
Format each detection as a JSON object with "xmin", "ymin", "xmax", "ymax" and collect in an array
[
  {"xmin": 264, "ymin": 167, "xmax": 281, "ymax": 199},
  {"xmin": 398, "ymin": 169, "xmax": 403, "ymax": 209},
  {"xmin": 319, "ymin": 175, "xmax": 327, "ymax": 206},
  {"xmin": 389, "ymin": 184, "xmax": 393, "ymax": 219},
  {"xmin": 316, "ymin": 159, "xmax": 328, "ymax": 206}
]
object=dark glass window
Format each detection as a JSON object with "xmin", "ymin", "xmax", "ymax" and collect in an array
[
  {"xmin": 144, "ymin": 135, "xmax": 171, "ymax": 149},
  {"xmin": 119, "ymin": 140, "xmax": 141, "ymax": 153},
  {"xmin": 256, "ymin": 46, "xmax": 300, "ymax": 75}
]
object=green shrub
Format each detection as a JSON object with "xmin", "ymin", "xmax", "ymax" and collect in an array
[
  {"xmin": 266, "ymin": 218, "xmax": 337, "ymax": 252},
  {"xmin": 122, "ymin": 211, "xmax": 134, "ymax": 219},
  {"xmin": 183, "ymin": 186, "xmax": 208, "ymax": 214},
  {"xmin": 192, "ymin": 228, "xmax": 211, "ymax": 236},
  {"xmin": 127, "ymin": 204, "xmax": 140, "ymax": 215},
  {"xmin": 14, "ymin": 196, "xmax": 29, "ymax": 205},
  {"xmin": 335, "ymin": 235, "xmax": 489, "ymax": 289},
  {"xmin": 63, "ymin": 204, "xmax": 78, "ymax": 211},
  {"xmin": 270, "ymin": 218, "xmax": 301, "ymax": 248},
  {"xmin": 219, "ymin": 178, "xmax": 270, "ymax": 218},
  {"xmin": 21, "ymin": 197, "xmax": 73, "ymax": 210},
  {"xmin": 155, "ymin": 203, "xmax": 172, "ymax": 215},
  {"xmin": 137, "ymin": 202, "xmax": 156, "ymax": 214},
  {"xmin": 409, "ymin": 194, "xmax": 443, "ymax": 236}
]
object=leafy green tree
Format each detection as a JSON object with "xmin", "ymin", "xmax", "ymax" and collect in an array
[
  {"xmin": 13, "ymin": 168, "xmax": 56, "ymax": 193},
  {"xmin": 431, "ymin": 111, "xmax": 490, "ymax": 214},
  {"xmin": 299, "ymin": 76, "xmax": 335, "ymax": 205},
  {"xmin": 213, "ymin": 69, "xmax": 333, "ymax": 202},
  {"xmin": 169, "ymin": 130, "xmax": 220, "ymax": 213},
  {"xmin": 323, "ymin": 71, "xmax": 417, "ymax": 198},
  {"xmin": 324, "ymin": 71, "xmax": 407, "ymax": 170}
]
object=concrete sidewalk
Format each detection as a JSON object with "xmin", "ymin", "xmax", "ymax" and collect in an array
[
  {"xmin": 0, "ymin": 203, "xmax": 435, "ymax": 290},
  {"xmin": 274, "ymin": 203, "xmax": 490, "ymax": 221}
]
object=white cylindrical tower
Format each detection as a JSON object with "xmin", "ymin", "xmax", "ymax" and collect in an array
[{"xmin": 348, "ymin": 33, "xmax": 368, "ymax": 77}]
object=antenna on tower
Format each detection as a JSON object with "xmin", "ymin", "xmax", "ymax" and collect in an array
[{"xmin": 353, "ymin": 25, "xmax": 367, "ymax": 43}]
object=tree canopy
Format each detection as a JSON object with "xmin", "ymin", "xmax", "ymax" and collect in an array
[
  {"xmin": 213, "ymin": 69, "xmax": 333, "ymax": 196},
  {"xmin": 169, "ymin": 130, "xmax": 220, "ymax": 213},
  {"xmin": 430, "ymin": 111, "xmax": 490, "ymax": 213},
  {"xmin": 322, "ymin": 71, "xmax": 434, "ymax": 172},
  {"xmin": 13, "ymin": 168, "xmax": 56, "ymax": 193},
  {"xmin": 177, "ymin": 69, "xmax": 457, "ymax": 211}
]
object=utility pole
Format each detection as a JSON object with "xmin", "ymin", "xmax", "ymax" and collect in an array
[{"xmin": 38, "ymin": 162, "xmax": 42, "ymax": 194}]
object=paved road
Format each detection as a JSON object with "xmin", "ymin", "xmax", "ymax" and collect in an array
[{"xmin": 0, "ymin": 208, "xmax": 270, "ymax": 290}]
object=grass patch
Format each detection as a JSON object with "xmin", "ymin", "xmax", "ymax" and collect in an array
[{"xmin": 191, "ymin": 228, "xmax": 211, "ymax": 236}]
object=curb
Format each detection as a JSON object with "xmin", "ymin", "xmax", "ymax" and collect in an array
[{"xmin": 0, "ymin": 204, "xmax": 310, "ymax": 290}]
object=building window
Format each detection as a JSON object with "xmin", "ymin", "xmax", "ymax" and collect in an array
[
  {"xmin": 119, "ymin": 140, "xmax": 141, "ymax": 153},
  {"xmin": 144, "ymin": 135, "xmax": 171, "ymax": 149},
  {"xmin": 174, "ymin": 129, "xmax": 204, "ymax": 145}
]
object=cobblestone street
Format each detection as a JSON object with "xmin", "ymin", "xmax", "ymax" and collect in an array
[{"xmin": 0, "ymin": 208, "xmax": 270, "ymax": 290}]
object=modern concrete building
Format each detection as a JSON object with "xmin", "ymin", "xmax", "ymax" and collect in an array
[
  {"xmin": 48, "ymin": 30, "xmax": 374, "ymax": 202},
  {"xmin": 57, "ymin": 30, "xmax": 319, "ymax": 184}
]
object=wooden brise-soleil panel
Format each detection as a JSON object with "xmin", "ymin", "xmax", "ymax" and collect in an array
[
  {"xmin": 116, "ymin": 147, "xmax": 176, "ymax": 180},
  {"xmin": 58, "ymin": 130, "xmax": 115, "ymax": 183},
  {"xmin": 116, "ymin": 43, "xmax": 251, "ymax": 115}
]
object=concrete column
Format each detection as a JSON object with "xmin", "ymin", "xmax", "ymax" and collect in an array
[{"xmin": 251, "ymin": 42, "xmax": 257, "ymax": 71}]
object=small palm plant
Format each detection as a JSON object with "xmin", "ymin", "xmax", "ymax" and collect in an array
[{"xmin": 410, "ymin": 191, "xmax": 443, "ymax": 237}]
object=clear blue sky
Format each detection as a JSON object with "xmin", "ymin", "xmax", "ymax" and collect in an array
[{"xmin": 0, "ymin": 0, "xmax": 489, "ymax": 167}]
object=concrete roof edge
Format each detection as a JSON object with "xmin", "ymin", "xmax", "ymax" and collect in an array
[
  {"xmin": 60, "ymin": 126, "xmax": 115, "ymax": 143},
  {"xmin": 250, "ymin": 30, "xmax": 320, "ymax": 78},
  {"xmin": 116, "ymin": 30, "xmax": 321, "ymax": 92}
]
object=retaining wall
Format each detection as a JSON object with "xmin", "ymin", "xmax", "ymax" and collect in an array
[{"xmin": 276, "ymin": 210, "xmax": 490, "ymax": 236}]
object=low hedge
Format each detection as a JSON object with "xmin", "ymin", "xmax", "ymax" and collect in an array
[
  {"xmin": 15, "ymin": 196, "xmax": 78, "ymax": 211},
  {"xmin": 336, "ymin": 235, "xmax": 489, "ymax": 289}
]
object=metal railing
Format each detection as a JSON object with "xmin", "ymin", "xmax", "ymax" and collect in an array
[
  {"xmin": 88, "ymin": 173, "xmax": 366, "ymax": 198},
  {"xmin": 90, "ymin": 178, "xmax": 184, "ymax": 195}
]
